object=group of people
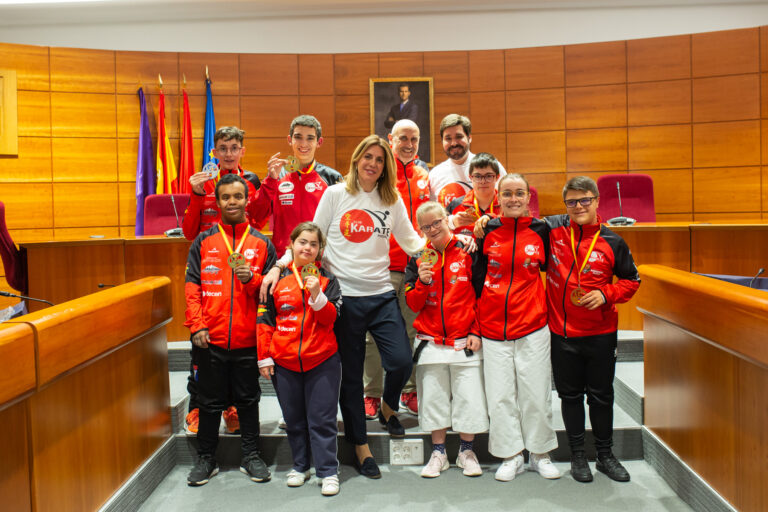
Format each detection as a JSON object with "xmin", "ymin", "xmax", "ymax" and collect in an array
[{"xmin": 181, "ymin": 112, "xmax": 641, "ymax": 497}]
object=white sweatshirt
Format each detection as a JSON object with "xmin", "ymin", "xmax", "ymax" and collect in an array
[
  {"xmin": 429, "ymin": 151, "xmax": 507, "ymax": 207},
  {"xmin": 312, "ymin": 182, "xmax": 424, "ymax": 297}
]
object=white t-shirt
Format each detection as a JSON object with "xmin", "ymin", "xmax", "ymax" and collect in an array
[
  {"xmin": 313, "ymin": 182, "xmax": 425, "ymax": 297},
  {"xmin": 429, "ymin": 151, "xmax": 507, "ymax": 207}
]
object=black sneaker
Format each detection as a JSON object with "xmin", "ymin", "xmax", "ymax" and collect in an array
[
  {"xmin": 570, "ymin": 451, "xmax": 593, "ymax": 483},
  {"xmin": 596, "ymin": 453, "xmax": 630, "ymax": 482},
  {"xmin": 378, "ymin": 409, "xmax": 405, "ymax": 437},
  {"xmin": 187, "ymin": 454, "xmax": 218, "ymax": 486},
  {"xmin": 240, "ymin": 453, "xmax": 271, "ymax": 482}
]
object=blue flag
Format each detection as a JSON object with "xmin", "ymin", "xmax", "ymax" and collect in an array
[
  {"xmin": 135, "ymin": 87, "xmax": 157, "ymax": 236},
  {"xmin": 202, "ymin": 79, "xmax": 218, "ymax": 169}
]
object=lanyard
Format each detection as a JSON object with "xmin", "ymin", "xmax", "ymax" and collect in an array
[
  {"xmin": 473, "ymin": 192, "xmax": 495, "ymax": 216},
  {"xmin": 299, "ymin": 160, "xmax": 316, "ymax": 175},
  {"xmin": 291, "ymin": 262, "xmax": 305, "ymax": 290},
  {"xmin": 218, "ymin": 223, "xmax": 249, "ymax": 256},
  {"xmin": 569, "ymin": 226, "xmax": 600, "ymax": 285}
]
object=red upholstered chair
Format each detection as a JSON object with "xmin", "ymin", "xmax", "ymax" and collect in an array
[
  {"xmin": 0, "ymin": 201, "xmax": 28, "ymax": 294},
  {"xmin": 143, "ymin": 194, "xmax": 190, "ymax": 235},
  {"xmin": 596, "ymin": 174, "xmax": 656, "ymax": 222},
  {"xmin": 529, "ymin": 186, "xmax": 540, "ymax": 218}
]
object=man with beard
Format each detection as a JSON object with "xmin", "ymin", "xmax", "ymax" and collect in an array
[{"xmin": 429, "ymin": 114, "xmax": 506, "ymax": 208}]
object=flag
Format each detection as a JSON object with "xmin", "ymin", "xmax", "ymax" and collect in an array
[
  {"xmin": 156, "ymin": 88, "xmax": 178, "ymax": 194},
  {"xmin": 177, "ymin": 88, "xmax": 194, "ymax": 194},
  {"xmin": 135, "ymin": 87, "xmax": 156, "ymax": 236},
  {"xmin": 202, "ymin": 78, "xmax": 218, "ymax": 170}
]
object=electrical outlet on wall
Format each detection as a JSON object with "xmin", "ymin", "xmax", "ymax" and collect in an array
[{"xmin": 389, "ymin": 438, "xmax": 423, "ymax": 465}]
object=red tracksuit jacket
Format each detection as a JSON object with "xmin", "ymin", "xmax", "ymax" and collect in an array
[
  {"xmin": 545, "ymin": 214, "xmax": 640, "ymax": 338},
  {"xmin": 256, "ymin": 263, "xmax": 341, "ymax": 372},
  {"xmin": 389, "ymin": 158, "xmax": 431, "ymax": 272},
  {"xmin": 184, "ymin": 221, "xmax": 276, "ymax": 350},
  {"xmin": 446, "ymin": 190, "xmax": 501, "ymax": 239}
]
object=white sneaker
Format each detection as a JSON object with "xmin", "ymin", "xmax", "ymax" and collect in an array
[
  {"xmin": 321, "ymin": 474, "xmax": 340, "ymax": 496},
  {"xmin": 456, "ymin": 449, "xmax": 483, "ymax": 477},
  {"xmin": 285, "ymin": 469, "xmax": 310, "ymax": 487},
  {"xmin": 495, "ymin": 454, "xmax": 524, "ymax": 481},
  {"xmin": 420, "ymin": 450, "xmax": 449, "ymax": 478},
  {"xmin": 529, "ymin": 453, "xmax": 562, "ymax": 479}
]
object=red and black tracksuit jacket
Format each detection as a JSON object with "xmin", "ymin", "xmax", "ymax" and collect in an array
[
  {"xmin": 404, "ymin": 237, "xmax": 480, "ymax": 344},
  {"xmin": 184, "ymin": 221, "xmax": 276, "ymax": 349},
  {"xmin": 475, "ymin": 216, "xmax": 549, "ymax": 341},
  {"xmin": 181, "ymin": 166, "xmax": 263, "ymax": 240},
  {"xmin": 256, "ymin": 264, "xmax": 342, "ymax": 372},
  {"xmin": 446, "ymin": 190, "xmax": 500, "ymax": 239},
  {"xmin": 389, "ymin": 158, "xmax": 431, "ymax": 272},
  {"xmin": 544, "ymin": 214, "xmax": 640, "ymax": 338}
]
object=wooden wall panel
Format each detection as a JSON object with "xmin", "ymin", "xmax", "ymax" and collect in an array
[
  {"xmin": 186, "ymin": 94, "xmax": 240, "ymax": 139},
  {"xmin": 628, "ymin": 125, "xmax": 692, "ymax": 170},
  {"xmin": 565, "ymin": 84, "xmax": 626, "ymax": 129},
  {"xmin": 627, "ymin": 80, "xmax": 691, "ymax": 126},
  {"xmin": 51, "ymin": 92, "xmax": 117, "ymax": 138},
  {"xmin": 241, "ymin": 137, "xmax": 284, "ymax": 178},
  {"xmin": 53, "ymin": 183, "xmax": 120, "ymax": 227},
  {"xmin": 763, "ymin": 166, "xmax": 768, "ymax": 211},
  {"xmin": 49, "ymin": 47, "xmax": 115, "ymax": 93},
  {"xmin": 335, "ymin": 95, "xmax": 369, "ymax": 137},
  {"xmin": 378, "ymin": 52, "xmax": 423, "ymax": 77},
  {"xmin": 335, "ymin": 136, "xmax": 362, "ymax": 172},
  {"xmin": 526, "ymin": 172, "xmax": 566, "ymax": 217},
  {"xmin": 469, "ymin": 50, "xmax": 505, "ymax": 92},
  {"xmin": 117, "ymin": 138, "xmax": 139, "ymax": 181},
  {"xmin": 564, "ymin": 41, "xmax": 626, "ymax": 86},
  {"xmin": 627, "ymin": 34, "xmax": 691, "ymax": 82},
  {"xmin": 762, "ymin": 73, "xmax": 768, "ymax": 119},
  {"xmin": 505, "ymin": 46, "xmax": 564, "ymax": 90},
  {"xmin": 115, "ymin": 51, "xmax": 179, "ymax": 95},
  {"xmin": 299, "ymin": 54, "xmax": 334, "ymax": 96},
  {"xmin": 299, "ymin": 95, "xmax": 336, "ymax": 136},
  {"xmin": 469, "ymin": 133, "xmax": 507, "ymax": 168},
  {"xmin": 692, "ymin": 28, "xmax": 759, "ymax": 77},
  {"xmin": 316, "ymin": 137, "xmax": 337, "ymax": 171},
  {"xmin": 693, "ymin": 120, "xmax": 760, "ymax": 168},
  {"xmin": 762, "ymin": 26, "xmax": 768, "ymax": 72},
  {"xmin": 0, "ymin": 323, "xmax": 36, "ymax": 404},
  {"xmin": 506, "ymin": 88, "xmax": 565, "ymax": 132},
  {"xmin": 240, "ymin": 96, "xmax": 299, "ymax": 138},
  {"xmin": 240, "ymin": 54, "xmax": 298, "ymax": 95},
  {"xmin": 633, "ymin": 169, "xmax": 693, "ymax": 214},
  {"xmin": 692, "ymin": 74, "xmax": 760, "ymax": 123},
  {"xmin": 0, "ymin": 42, "xmax": 50, "ymax": 91},
  {"xmin": 470, "ymin": 91, "xmax": 505, "ymax": 133},
  {"xmin": 118, "ymin": 181, "xmax": 137, "ymax": 227},
  {"xmin": 0, "ymin": 401, "xmax": 32, "ymax": 512},
  {"xmin": 0, "ymin": 137, "xmax": 52, "ymax": 182},
  {"xmin": 334, "ymin": 53, "xmax": 378, "ymax": 95},
  {"xmin": 53, "ymin": 226, "xmax": 121, "ymax": 239},
  {"xmin": 506, "ymin": 131, "xmax": 566, "ymax": 174},
  {"xmin": 693, "ymin": 212, "xmax": 763, "ymax": 222},
  {"xmin": 423, "ymin": 51, "xmax": 469, "ymax": 93},
  {"xmin": 693, "ymin": 167, "xmax": 761, "ymax": 213},
  {"xmin": 433, "ymin": 92, "xmax": 469, "ymax": 138},
  {"xmin": 736, "ymin": 359, "xmax": 768, "ymax": 511},
  {"xmin": 565, "ymin": 127, "xmax": 627, "ymax": 172},
  {"xmin": 179, "ymin": 53, "xmax": 240, "ymax": 95},
  {"xmin": 2, "ymin": 183, "xmax": 53, "ymax": 229},
  {"xmin": 17, "ymin": 90, "xmax": 51, "ymax": 136},
  {"xmin": 52, "ymin": 138, "xmax": 118, "ymax": 182}
]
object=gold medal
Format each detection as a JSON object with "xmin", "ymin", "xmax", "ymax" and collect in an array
[
  {"xmin": 421, "ymin": 248, "xmax": 439, "ymax": 266},
  {"xmin": 570, "ymin": 287, "xmax": 586, "ymax": 306},
  {"xmin": 300, "ymin": 262, "xmax": 319, "ymax": 281},
  {"xmin": 464, "ymin": 205, "xmax": 477, "ymax": 218},
  {"xmin": 228, "ymin": 252, "xmax": 246, "ymax": 269},
  {"xmin": 285, "ymin": 155, "xmax": 300, "ymax": 173}
]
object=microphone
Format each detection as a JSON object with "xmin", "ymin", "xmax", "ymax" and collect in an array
[
  {"xmin": 97, "ymin": 283, "xmax": 116, "ymax": 288},
  {"xmin": 748, "ymin": 268, "xmax": 764, "ymax": 289},
  {"xmin": 607, "ymin": 181, "xmax": 636, "ymax": 226},
  {"xmin": 165, "ymin": 194, "xmax": 184, "ymax": 238},
  {"xmin": 0, "ymin": 290, "xmax": 54, "ymax": 306}
]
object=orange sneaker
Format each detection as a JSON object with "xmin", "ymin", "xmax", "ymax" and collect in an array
[
  {"xmin": 223, "ymin": 406, "xmax": 240, "ymax": 434},
  {"xmin": 185, "ymin": 408, "xmax": 199, "ymax": 435},
  {"xmin": 364, "ymin": 396, "xmax": 381, "ymax": 420},
  {"xmin": 400, "ymin": 392, "xmax": 418, "ymax": 415}
]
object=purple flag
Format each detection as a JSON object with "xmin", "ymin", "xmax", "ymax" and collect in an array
[{"xmin": 135, "ymin": 87, "xmax": 157, "ymax": 236}]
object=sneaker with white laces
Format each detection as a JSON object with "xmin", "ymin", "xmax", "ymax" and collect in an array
[
  {"xmin": 420, "ymin": 450, "xmax": 449, "ymax": 478},
  {"xmin": 495, "ymin": 454, "xmax": 524, "ymax": 481},
  {"xmin": 456, "ymin": 449, "xmax": 483, "ymax": 477},
  {"xmin": 321, "ymin": 474, "xmax": 340, "ymax": 496},
  {"xmin": 285, "ymin": 469, "xmax": 310, "ymax": 487},
  {"xmin": 529, "ymin": 452, "xmax": 562, "ymax": 479}
]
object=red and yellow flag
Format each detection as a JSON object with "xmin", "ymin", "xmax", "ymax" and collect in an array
[
  {"xmin": 156, "ymin": 89, "xmax": 177, "ymax": 194},
  {"xmin": 177, "ymin": 89, "xmax": 194, "ymax": 194}
]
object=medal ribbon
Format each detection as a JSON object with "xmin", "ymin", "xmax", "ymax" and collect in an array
[
  {"xmin": 298, "ymin": 160, "xmax": 316, "ymax": 175},
  {"xmin": 290, "ymin": 262, "xmax": 306, "ymax": 290},
  {"xmin": 218, "ymin": 223, "xmax": 250, "ymax": 260},
  {"xmin": 569, "ymin": 226, "xmax": 600, "ymax": 287},
  {"xmin": 473, "ymin": 192, "xmax": 495, "ymax": 216}
]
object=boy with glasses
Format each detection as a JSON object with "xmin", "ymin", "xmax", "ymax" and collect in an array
[{"xmin": 445, "ymin": 153, "xmax": 501, "ymax": 238}]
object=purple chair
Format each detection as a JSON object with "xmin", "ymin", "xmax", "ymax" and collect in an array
[
  {"xmin": 596, "ymin": 174, "xmax": 656, "ymax": 223},
  {"xmin": 143, "ymin": 194, "xmax": 190, "ymax": 235},
  {"xmin": 0, "ymin": 201, "xmax": 28, "ymax": 294},
  {"xmin": 529, "ymin": 186, "xmax": 540, "ymax": 218}
]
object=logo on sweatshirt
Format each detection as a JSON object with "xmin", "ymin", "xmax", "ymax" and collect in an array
[
  {"xmin": 438, "ymin": 182, "xmax": 468, "ymax": 207},
  {"xmin": 340, "ymin": 209, "xmax": 391, "ymax": 243},
  {"xmin": 278, "ymin": 181, "xmax": 294, "ymax": 193}
]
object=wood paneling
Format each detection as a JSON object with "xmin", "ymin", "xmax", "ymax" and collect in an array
[
  {"xmin": 566, "ymin": 84, "xmax": 626, "ymax": 129},
  {"xmin": 469, "ymin": 50, "xmax": 504, "ymax": 92},
  {"xmin": 335, "ymin": 136, "xmax": 362, "ymax": 172},
  {"xmin": 51, "ymin": 92, "xmax": 117, "ymax": 138},
  {"xmin": 433, "ymin": 92, "xmax": 470, "ymax": 137},
  {"xmin": 53, "ymin": 183, "xmax": 120, "ymax": 227},
  {"xmin": 468, "ymin": 133, "xmax": 507, "ymax": 168},
  {"xmin": 693, "ymin": 74, "xmax": 760, "ymax": 123},
  {"xmin": 506, "ymin": 88, "xmax": 564, "ymax": 132},
  {"xmin": 693, "ymin": 212, "xmax": 763, "ymax": 222},
  {"xmin": 240, "ymin": 54, "xmax": 298, "ymax": 95},
  {"xmin": 762, "ymin": 26, "xmax": 768, "ymax": 72},
  {"xmin": 179, "ymin": 53, "xmax": 240, "ymax": 95},
  {"xmin": 691, "ymin": 225, "xmax": 768, "ymax": 275},
  {"xmin": 565, "ymin": 127, "xmax": 627, "ymax": 172},
  {"xmin": 628, "ymin": 125, "xmax": 691, "ymax": 170},
  {"xmin": 693, "ymin": 167, "xmax": 761, "ymax": 213},
  {"xmin": 2, "ymin": 183, "xmax": 53, "ymax": 229},
  {"xmin": 186, "ymin": 94, "xmax": 240, "ymax": 139},
  {"xmin": 693, "ymin": 120, "xmax": 760, "ymax": 168},
  {"xmin": 118, "ymin": 181, "xmax": 137, "ymax": 226},
  {"xmin": 470, "ymin": 91, "xmax": 505, "ymax": 133},
  {"xmin": 117, "ymin": 138, "xmax": 139, "ymax": 181},
  {"xmin": 299, "ymin": 54, "xmax": 334, "ymax": 96},
  {"xmin": 632, "ymin": 169, "xmax": 692, "ymax": 214},
  {"xmin": 0, "ymin": 401, "xmax": 32, "ymax": 512},
  {"xmin": 526, "ymin": 172, "xmax": 566, "ymax": 217},
  {"xmin": 692, "ymin": 28, "xmax": 759, "ymax": 77},
  {"xmin": 564, "ymin": 41, "xmax": 626, "ymax": 87},
  {"xmin": 50, "ymin": 47, "xmax": 115, "ymax": 93},
  {"xmin": 334, "ymin": 53, "xmax": 378, "ymax": 95},
  {"xmin": 505, "ymin": 46, "xmax": 564, "ymax": 90},
  {"xmin": 506, "ymin": 131, "xmax": 566, "ymax": 174},
  {"xmin": 423, "ymin": 51, "xmax": 469, "ymax": 93},
  {"xmin": 240, "ymin": 96, "xmax": 299, "ymax": 138},
  {"xmin": 115, "ymin": 50, "xmax": 179, "ymax": 95},
  {"xmin": 299, "ymin": 95, "xmax": 336, "ymax": 137},
  {"xmin": 52, "ymin": 138, "xmax": 118, "ymax": 182},
  {"xmin": 0, "ymin": 42, "xmax": 50, "ymax": 91},
  {"xmin": 0, "ymin": 323, "xmax": 36, "ymax": 404},
  {"xmin": 378, "ymin": 52, "xmax": 423, "ymax": 77},
  {"xmin": 763, "ymin": 166, "xmax": 768, "ymax": 211},
  {"xmin": 0, "ymin": 137, "xmax": 52, "ymax": 182},
  {"xmin": 628, "ymin": 80, "xmax": 691, "ymax": 126},
  {"xmin": 240, "ymin": 137, "xmax": 283, "ymax": 178},
  {"xmin": 17, "ymin": 90, "xmax": 51, "ymax": 136},
  {"xmin": 627, "ymin": 34, "xmax": 691, "ymax": 83},
  {"xmin": 334, "ymin": 95, "xmax": 369, "ymax": 137}
]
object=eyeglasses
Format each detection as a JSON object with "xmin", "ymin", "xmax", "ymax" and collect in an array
[
  {"xmin": 564, "ymin": 197, "xmax": 597, "ymax": 208},
  {"xmin": 470, "ymin": 173, "xmax": 496, "ymax": 183},
  {"xmin": 500, "ymin": 190, "xmax": 528, "ymax": 199},
  {"xmin": 216, "ymin": 145, "xmax": 242, "ymax": 155},
  {"xmin": 419, "ymin": 218, "xmax": 445, "ymax": 233}
]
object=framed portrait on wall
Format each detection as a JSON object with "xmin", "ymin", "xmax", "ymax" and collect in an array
[{"xmin": 370, "ymin": 77, "xmax": 434, "ymax": 166}]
